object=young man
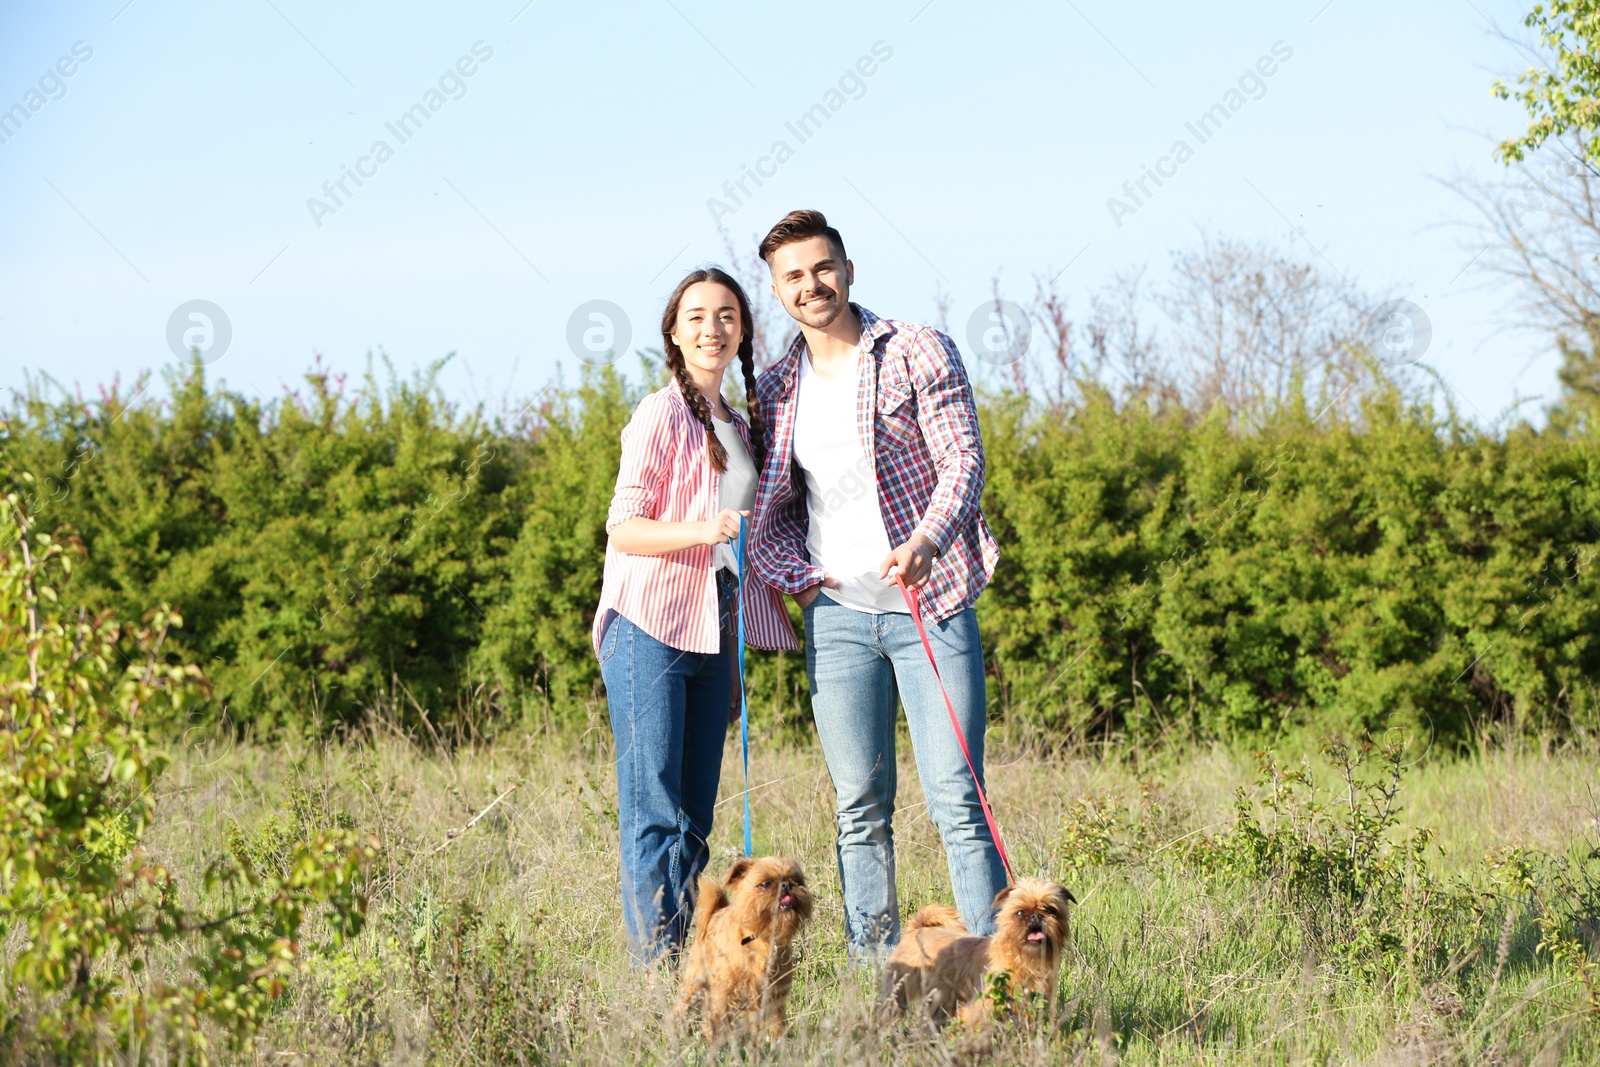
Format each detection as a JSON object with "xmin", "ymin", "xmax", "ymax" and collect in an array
[{"xmin": 749, "ymin": 209, "xmax": 1005, "ymax": 959}]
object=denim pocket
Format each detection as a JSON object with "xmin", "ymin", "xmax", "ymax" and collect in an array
[{"xmin": 597, "ymin": 609, "xmax": 621, "ymax": 665}]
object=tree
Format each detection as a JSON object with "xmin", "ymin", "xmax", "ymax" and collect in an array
[
  {"xmin": 1494, "ymin": 0, "xmax": 1600, "ymax": 165},
  {"xmin": 1475, "ymin": 0, "xmax": 1600, "ymax": 430},
  {"xmin": 1156, "ymin": 235, "xmax": 1376, "ymax": 425}
]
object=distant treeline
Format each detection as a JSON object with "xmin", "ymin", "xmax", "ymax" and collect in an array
[{"xmin": 2, "ymin": 358, "xmax": 1597, "ymax": 747}]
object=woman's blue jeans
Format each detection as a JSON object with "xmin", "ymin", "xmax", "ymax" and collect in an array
[
  {"xmin": 801, "ymin": 589, "xmax": 1008, "ymax": 960},
  {"xmin": 598, "ymin": 569, "xmax": 737, "ymax": 966}
]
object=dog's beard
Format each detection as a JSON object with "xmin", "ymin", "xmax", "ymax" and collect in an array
[
  {"xmin": 1020, "ymin": 923, "xmax": 1054, "ymax": 950},
  {"xmin": 999, "ymin": 913, "xmax": 1062, "ymax": 945},
  {"xmin": 739, "ymin": 889, "xmax": 812, "ymax": 943},
  {"xmin": 990, "ymin": 916, "xmax": 1065, "ymax": 990}
]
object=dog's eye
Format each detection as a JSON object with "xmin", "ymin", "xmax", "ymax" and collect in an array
[{"xmin": 758, "ymin": 881, "xmax": 772, "ymax": 890}]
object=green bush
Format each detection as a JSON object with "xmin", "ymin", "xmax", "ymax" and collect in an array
[
  {"xmin": 981, "ymin": 378, "xmax": 1600, "ymax": 745},
  {"xmin": 0, "ymin": 476, "xmax": 378, "ymax": 1063},
  {"xmin": 2, "ymin": 360, "xmax": 522, "ymax": 735},
  {"xmin": 3, "ymin": 357, "xmax": 1598, "ymax": 745},
  {"xmin": 1185, "ymin": 737, "xmax": 1469, "ymax": 985}
]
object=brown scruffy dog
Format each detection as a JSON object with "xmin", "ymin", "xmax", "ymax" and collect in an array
[
  {"xmin": 673, "ymin": 856, "xmax": 813, "ymax": 1043},
  {"xmin": 880, "ymin": 878, "xmax": 1075, "ymax": 1026}
]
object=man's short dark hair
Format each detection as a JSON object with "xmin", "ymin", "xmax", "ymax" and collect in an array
[{"xmin": 759, "ymin": 209, "xmax": 847, "ymax": 264}]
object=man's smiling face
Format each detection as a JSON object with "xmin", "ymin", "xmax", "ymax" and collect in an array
[{"xmin": 767, "ymin": 235, "xmax": 854, "ymax": 330}]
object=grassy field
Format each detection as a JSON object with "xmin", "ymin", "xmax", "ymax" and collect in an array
[{"xmin": 141, "ymin": 712, "xmax": 1600, "ymax": 1066}]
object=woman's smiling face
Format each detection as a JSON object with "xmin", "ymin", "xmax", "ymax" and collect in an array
[{"xmin": 670, "ymin": 281, "xmax": 744, "ymax": 375}]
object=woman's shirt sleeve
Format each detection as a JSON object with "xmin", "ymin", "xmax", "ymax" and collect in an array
[{"xmin": 606, "ymin": 392, "xmax": 672, "ymax": 530}]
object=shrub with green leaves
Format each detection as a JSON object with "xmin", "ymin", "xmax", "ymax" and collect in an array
[
  {"xmin": 4, "ymin": 357, "xmax": 1598, "ymax": 746},
  {"xmin": 0, "ymin": 360, "xmax": 523, "ymax": 736},
  {"xmin": 981, "ymin": 379, "xmax": 1600, "ymax": 745},
  {"xmin": 1488, "ymin": 843, "xmax": 1600, "ymax": 1013},
  {"xmin": 0, "ymin": 475, "xmax": 378, "ymax": 1064},
  {"xmin": 1184, "ymin": 736, "xmax": 1473, "ymax": 986}
]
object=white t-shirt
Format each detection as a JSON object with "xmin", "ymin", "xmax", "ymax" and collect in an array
[
  {"xmin": 711, "ymin": 412, "xmax": 758, "ymax": 576},
  {"xmin": 792, "ymin": 340, "xmax": 907, "ymax": 614}
]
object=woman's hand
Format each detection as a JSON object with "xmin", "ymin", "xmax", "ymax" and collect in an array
[{"xmin": 702, "ymin": 508, "xmax": 749, "ymax": 547}]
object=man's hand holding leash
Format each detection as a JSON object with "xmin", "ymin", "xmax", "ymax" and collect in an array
[{"xmin": 880, "ymin": 531, "xmax": 938, "ymax": 591}]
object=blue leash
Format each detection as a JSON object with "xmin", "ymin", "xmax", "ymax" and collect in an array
[{"xmin": 733, "ymin": 514, "xmax": 751, "ymax": 857}]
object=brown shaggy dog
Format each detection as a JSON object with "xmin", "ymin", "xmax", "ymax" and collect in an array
[
  {"xmin": 880, "ymin": 878, "xmax": 1075, "ymax": 1026},
  {"xmin": 673, "ymin": 856, "xmax": 813, "ymax": 1043}
]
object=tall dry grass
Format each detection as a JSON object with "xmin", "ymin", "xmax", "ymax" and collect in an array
[{"xmin": 141, "ymin": 711, "xmax": 1600, "ymax": 1065}]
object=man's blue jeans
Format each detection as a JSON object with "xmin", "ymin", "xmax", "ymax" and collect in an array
[
  {"xmin": 598, "ymin": 570, "xmax": 737, "ymax": 965},
  {"xmin": 801, "ymin": 589, "xmax": 1007, "ymax": 958}
]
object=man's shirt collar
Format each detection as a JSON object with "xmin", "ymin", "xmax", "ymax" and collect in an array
[{"xmin": 772, "ymin": 302, "xmax": 888, "ymax": 391}]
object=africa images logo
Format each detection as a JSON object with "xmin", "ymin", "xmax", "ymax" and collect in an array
[
  {"xmin": 0, "ymin": 40, "xmax": 94, "ymax": 147},
  {"xmin": 166, "ymin": 300, "xmax": 233, "ymax": 365},
  {"xmin": 305, "ymin": 41, "xmax": 494, "ymax": 228},
  {"xmin": 706, "ymin": 40, "xmax": 893, "ymax": 225},
  {"xmin": 1106, "ymin": 40, "xmax": 1294, "ymax": 229},
  {"xmin": 566, "ymin": 300, "xmax": 632, "ymax": 366}
]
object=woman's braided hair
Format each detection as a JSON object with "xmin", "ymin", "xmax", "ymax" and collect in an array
[{"xmin": 659, "ymin": 267, "xmax": 766, "ymax": 474}]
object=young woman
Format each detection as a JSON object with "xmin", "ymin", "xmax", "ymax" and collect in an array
[{"xmin": 593, "ymin": 267, "xmax": 798, "ymax": 965}]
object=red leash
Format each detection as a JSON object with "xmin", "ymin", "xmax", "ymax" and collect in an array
[{"xmin": 892, "ymin": 573, "xmax": 1015, "ymax": 885}]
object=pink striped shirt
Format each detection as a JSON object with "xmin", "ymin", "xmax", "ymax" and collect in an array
[{"xmin": 593, "ymin": 384, "xmax": 800, "ymax": 657}]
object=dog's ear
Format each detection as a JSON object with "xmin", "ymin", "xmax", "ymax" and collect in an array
[
  {"xmin": 1056, "ymin": 885, "xmax": 1078, "ymax": 907},
  {"xmin": 991, "ymin": 884, "xmax": 1014, "ymax": 909},
  {"xmin": 722, "ymin": 857, "xmax": 754, "ymax": 886}
]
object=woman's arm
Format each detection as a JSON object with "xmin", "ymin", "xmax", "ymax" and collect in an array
[
  {"xmin": 605, "ymin": 394, "xmax": 748, "ymax": 557},
  {"xmin": 610, "ymin": 508, "xmax": 747, "ymax": 556}
]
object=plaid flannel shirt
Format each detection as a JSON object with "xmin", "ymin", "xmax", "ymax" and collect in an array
[{"xmin": 750, "ymin": 304, "xmax": 999, "ymax": 623}]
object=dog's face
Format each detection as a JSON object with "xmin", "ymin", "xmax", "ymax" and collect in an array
[
  {"xmin": 722, "ymin": 856, "xmax": 813, "ymax": 942},
  {"xmin": 990, "ymin": 878, "xmax": 1074, "ymax": 967}
]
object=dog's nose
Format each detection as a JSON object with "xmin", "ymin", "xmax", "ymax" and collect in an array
[{"xmin": 1026, "ymin": 914, "xmax": 1044, "ymax": 931}]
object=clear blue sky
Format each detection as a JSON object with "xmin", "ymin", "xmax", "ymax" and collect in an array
[{"xmin": 0, "ymin": 0, "xmax": 1561, "ymax": 424}]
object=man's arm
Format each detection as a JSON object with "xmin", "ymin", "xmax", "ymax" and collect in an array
[
  {"xmin": 875, "ymin": 328, "xmax": 985, "ymax": 590},
  {"xmin": 908, "ymin": 328, "xmax": 986, "ymax": 554}
]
